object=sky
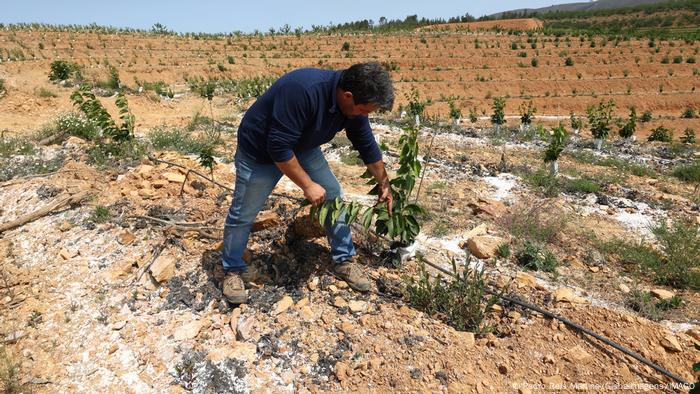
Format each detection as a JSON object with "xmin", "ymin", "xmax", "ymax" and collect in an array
[{"xmin": 2, "ymin": 1, "xmax": 562, "ymax": 33}]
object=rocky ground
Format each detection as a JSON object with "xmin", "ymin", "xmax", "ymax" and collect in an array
[{"xmin": 1, "ymin": 117, "xmax": 699, "ymax": 393}]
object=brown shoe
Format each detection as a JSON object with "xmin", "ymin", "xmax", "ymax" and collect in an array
[
  {"xmin": 222, "ymin": 272, "xmax": 247, "ymax": 304},
  {"xmin": 330, "ymin": 260, "xmax": 371, "ymax": 292}
]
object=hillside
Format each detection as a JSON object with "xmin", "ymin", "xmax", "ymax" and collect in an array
[{"xmin": 490, "ymin": 0, "xmax": 673, "ymax": 18}]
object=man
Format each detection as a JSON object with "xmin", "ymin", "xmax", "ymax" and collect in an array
[{"xmin": 221, "ymin": 62, "xmax": 395, "ymax": 304}]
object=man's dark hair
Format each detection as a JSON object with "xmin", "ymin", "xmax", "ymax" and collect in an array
[{"xmin": 339, "ymin": 62, "xmax": 394, "ymax": 111}]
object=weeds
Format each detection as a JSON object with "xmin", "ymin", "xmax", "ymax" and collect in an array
[
  {"xmin": 36, "ymin": 87, "xmax": 56, "ymax": 98},
  {"xmin": 515, "ymin": 241, "xmax": 558, "ymax": 272},
  {"xmin": 0, "ymin": 345, "xmax": 29, "ymax": 394},
  {"xmin": 499, "ymin": 199, "xmax": 567, "ymax": 245},
  {"xmin": 148, "ymin": 127, "xmax": 214, "ymax": 154},
  {"xmin": 90, "ymin": 205, "xmax": 111, "ymax": 223},
  {"xmin": 339, "ymin": 150, "xmax": 363, "ymax": 166},
  {"xmin": 405, "ymin": 259, "xmax": 499, "ymax": 333},
  {"xmin": 625, "ymin": 290, "xmax": 682, "ymax": 321}
]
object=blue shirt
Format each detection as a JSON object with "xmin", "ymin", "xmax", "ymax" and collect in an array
[{"xmin": 236, "ymin": 68, "xmax": 382, "ymax": 165}]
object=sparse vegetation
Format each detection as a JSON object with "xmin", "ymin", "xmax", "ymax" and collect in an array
[
  {"xmin": 406, "ymin": 259, "xmax": 499, "ymax": 333},
  {"xmin": 625, "ymin": 290, "xmax": 682, "ymax": 321},
  {"xmin": 647, "ymin": 125, "xmax": 672, "ymax": 142},
  {"xmin": 618, "ymin": 107, "xmax": 637, "ymax": 139},
  {"xmin": 587, "ymin": 99, "xmax": 615, "ymax": 143},
  {"xmin": 515, "ymin": 241, "xmax": 558, "ymax": 273},
  {"xmin": 48, "ymin": 60, "xmax": 81, "ymax": 81}
]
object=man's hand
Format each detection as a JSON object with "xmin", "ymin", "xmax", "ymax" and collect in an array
[
  {"xmin": 378, "ymin": 180, "xmax": 393, "ymax": 215},
  {"xmin": 303, "ymin": 182, "xmax": 326, "ymax": 206}
]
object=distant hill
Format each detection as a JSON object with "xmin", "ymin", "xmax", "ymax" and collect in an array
[{"xmin": 489, "ymin": 0, "xmax": 672, "ymax": 18}]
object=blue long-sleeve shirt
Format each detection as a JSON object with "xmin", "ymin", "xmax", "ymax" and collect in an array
[{"xmin": 236, "ymin": 68, "xmax": 382, "ymax": 165}]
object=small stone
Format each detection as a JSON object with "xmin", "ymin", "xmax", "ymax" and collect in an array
[
  {"xmin": 137, "ymin": 164, "xmax": 154, "ymax": 175},
  {"xmin": 110, "ymin": 321, "xmax": 127, "ymax": 331},
  {"xmin": 507, "ymin": 311, "xmax": 521, "ymax": 320},
  {"xmin": 339, "ymin": 321, "xmax": 355, "ymax": 334},
  {"xmin": 460, "ymin": 332, "xmax": 475, "ymax": 347},
  {"xmin": 514, "ymin": 272, "xmax": 537, "ymax": 288},
  {"xmin": 348, "ymin": 300, "xmax": 368, "ymax": 313},
  {"xmin": 519, "ymin": 389, "xmax": 532, "ymax": 394},
  {"xmin": 660, "ymin": 335, "xmax": 683, "ymax": 352},
  {"xmin": 295, "ymin": 297, "xmax": 309, "ymax": 309},
  {"xmin": 686, "ymin": 328, "xmax": 700, "ymax": 342},
  {"xmin": 231, "ymin": 342, "xmax": 257, "ymax": 363},
  {"xmin": 491, "ymin": 304, "xmax": 503, "ymax": 312},
  {"xmin": 117, "ymin": 231, "xmax": 136, "ymax": 246},
  {"xmin": 307, "ymin": 277, "xmax": 319, "ymax": 291},
  {"xmin": 650, "ymin": 288, "xmax": 674, "ymax": 301},
  {"xmin": 174, "ymin": 320, "xmax": 204, "ymax": 341},
  {"xmin": 618, "ymin": 283, "xmax": 630, "ymax": 294},
  {"xmin": 299, "ymin": 306, "xmax": 314, "ymax": 321},
  {"xmin": 272, "ymin": 296, "xmax": 294, "ymax": 315},
  {"xmin": 58, "ymin": 220, "xmax": 73, "ymax": 232},
  {"xmin": 163, "ymin": 172, "xmax": 186, "ymax": 183},
  {"xmin": 554, "ymin": 288, "xmax": 576, "ymax": 303},
  {"xmin": 588, "ymin": 266, "xmax": 599, "ymax": 273},
  {"xmin": 108, "ymin": 344, "xmax": 119, "ymax": 355},
  {"xmin": 237, "ymin": 315, "xmax": 257, "ymax": 342},
  {"xmin": 564, "ymin": 345, "xmax": 592, "ymax": 363},
  {"xmin": 335, "ymin": 362, "xmax": 348, "ymax": 381},
  {"xmin": 497, "ymin": 364, "xmax": 508, "ymax": 374},
  {"xmin": 328, "ymin": 285, "xmax": 339, "ymax": 294},
  {"xmin": 369, "ymin": 358, "xmax": 382, "ymax": 369},
  {"xmin": 151, "ymin": 179, "xmax": 169, "ymax": 189},
  {"xmin": 466, "ymin": 236, "xmax": 506, "ymax": 259},
  {"xmin": 335, "ymin": 281, "xmax": 348, "ymax": 289},
  {"xmin": 333, "ymin": 297, "xmax": 347, "ymax": 308},
  {"xmin": 150, "ymin": 253, "xmax": 176, "ymax": 283}
]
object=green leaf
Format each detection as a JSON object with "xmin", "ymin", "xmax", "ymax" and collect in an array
[
  {"xmin": 361, "ymin": 208, "xmax": 374, "ymax": 229},
  {"xmin": 318, "ymin": 204, "xmax": 329, "ymax": 227}
]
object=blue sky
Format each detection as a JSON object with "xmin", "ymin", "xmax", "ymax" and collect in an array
[{"xmin": 2, "ymin": 1, "xmax": 560, "ymax": 33}]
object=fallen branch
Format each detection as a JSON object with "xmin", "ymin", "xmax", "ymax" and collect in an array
[
  {"xmin": 129, "ymin": 215, "xmax": 222, "ymax": 239},
  {"xmin": 149, "ymin": 154, "xmax": 304, "ymax": 203},
  {"xmin": 0, "ymin": 191, "xmax": 89, "ymax": 234},
  {"xmin": 0, "ymin": 170, "xmax": 78, "ymax": 188},
  {"xmin": 38, "ymin": 132, "xmax": 67, "ymax": 146},
  {"xmin": 133, "ymin": 240, "xmax": 168, "ymax": 284}
]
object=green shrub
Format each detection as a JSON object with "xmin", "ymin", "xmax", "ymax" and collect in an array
[
  {"xmin": 227, "ymin": 55, "xmax": 235, "ymax": 64},
  {"xmin": 48, "ymin": 60, "xmax": 80, "ymax": 81},
  {"xmin": 564, "ymin": 57, "xmax": 574, "ymax": 66},
  {"xmin": 647, "ymin": 126, "xmax": 673, "ymax": 142},
  {"xmin": 496, "ymin": 243, "xmax": 511, "ymax": 259},
  {"xmin": 543, "ymin": 124, "xmax": 567, "ymax": 163},
  {"xmin": 562, "ymin": 177, "xmax": 600, "ymax": 194},
  {"xmin": 673, "ymin": 55, "xmax": 683, "ymax": 64},
  {"xmin": 341, "ymin": 42, "xmax": 350, "ymax": 51},
  {"xmin": 520, "ymin": 101, "xmax": 536, "ymax": 125},
  {"xmin": 515, "ymin": 241, "xmax": 557, "ymax": 272},
  {"xmin": 680, "ymin": 128, "xmax": 696, "ymax": 144},
  {"xmin": 405, "ymin": 259, "xmax": 499, "ymax": 333},
  {"xmin": 339, "ymin": 150, "xmax": 363, "ymax": 166},
  {"xmin": 531, "ymin": 57, "xmax": 539, "ymax": 67},
  {"xmin": 36, "ymin": 87, "xmax": 57, "ymax": 98},
  {"xmin": 682, "ymin": 107, "xmax": 697, "ymax": 119},
  {"xmin": 640, "ymin": 110, "xmax": 653, "ymax": 122}
]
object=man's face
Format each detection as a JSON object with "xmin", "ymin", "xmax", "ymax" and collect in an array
[{"xmin": 338, "ymin": 90, "xmax": 379, "ymax": 118}]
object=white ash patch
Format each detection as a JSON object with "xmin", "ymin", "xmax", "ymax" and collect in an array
[{"xmin": 482, "ymin": 173, "xmax": 519, "ymax": 201}]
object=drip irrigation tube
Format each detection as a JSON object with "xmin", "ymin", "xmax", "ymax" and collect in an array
[{"xmin": 418, "ymin": 257, "xmax": 692, "ymax": 387}]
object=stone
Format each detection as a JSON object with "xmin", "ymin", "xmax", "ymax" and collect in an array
[
  {"xmin": 618, "ymin": 283, "xmax": 630, "ymax": 294},
  {"xmin": 299, "ymin": 306, "xmax": 314, "ymax": 321},
  {"xmin": 333, "ymin": 297, "xmax": 348, "ymax": 308},
  {"xmin": 650, "ymin": 288, "xmax": 674, "ymax": 301},
  {"xmin": 110, "ymin": 321, "xmax": 127, "ymax": 331},
  {"xmin": 339, "ymin": 321, "xmax": 355, "ymax": 334},
  {"xmin": 174, "ymin": 320, "xmax": 204, "ymax": 341},
  {"xmin": 295, "ymin": 298, "xmax": 309, "ymax": 309},
  {"xmin": 117, "ymin": 231, "xmax": 136, "ymax": 246},
  {"xmin": 518, "ymin": 389, "xmax": 532, "ymax": 394},
  {"xmin": 163, "ymin": 172, "xmax": 186, "ymax": 183},
  {"xmin": 208, "ymin": 346, "xmax": 235, "ymax": 361},
  {"xmin": 137, "ymin": 165, "xmax": 154, "ymax": 175},
  {"xmin": 58, "ymin": 220, "xmax": 74, "ymax": 232},
  {"xmin": 237, "ymin": 316, "xmax": 258, "ymax": 342},
  {"xmin": 459, "ymin": 332, "xmax": 475, "ymax": 347},
  {"xmin": 231, "ymin": 342, "xmax": 258, "ymax": 363},
  {"xmin": 466, "ymin": 236, "xmax": 506, "ymax": 259},
  {"xmin": 348, "ymin": 300, "xmax": 368, "ymax": 313},
  {"xmin": 554, "ymin": 288, "xmax": 576, "ymax": 303},
  {"xmin": 468, "ymin": 198, "xmax": 508, "ymax": 217},
  {"xmin": 151, "ymin": 179, "xmax": 169, "ymax": 189},
  {"xmin": 463, "ymin": 223, "xmax": 488, "ymax": 239},
  {"xmin": 272, "ymin": 296, "xmax": 294, "ymax": 315},
  {"xmin": 686, "ymin": 328, "xmax": 700, "ymax": 342},
  {"xmin": 335, "ymin": 362, "xmax": 348, "ymax": 381},
  {"xmin": 307, "ymin": 277, "xmax": 319, "ymax": 291},
  {"xmin": 64, "ymin": 136, "xmax": 87, "ymax": 148},
  {"xmin": 564, "ymin": 345, "xmax": 592, "ymax": 363},
  {"xmin": 58, "ymin": 248, "xmax": 72, "ymax": 260},
  {"xmin": 497, "ymin": 364, "xmax": 508, "ymax": 374},
  {"xmin": 507, "ymin": 311, "xmax": 521, "ymax": 320},
  {"xmin": 369, "ymin": 358, "xmax": 382, "ymax": 369},
  {"xmin": 514, "ymin": 272, "xmax": 537, "ymax": 288},
  {"xmin": 660, "ymin": 335, "xmax": 682, "ymax": 352},
  {"xmin": 150, "ymin": 254, "xmax": 176, "ymax": 283},
  {"xmin": 251, "ymin": 211, "xmax": 282, "ymax": 232}
]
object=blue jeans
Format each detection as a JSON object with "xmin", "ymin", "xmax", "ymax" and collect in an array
[{"xmin": 222, "ymin": 148, "xmax": 356, "ymax": 273}]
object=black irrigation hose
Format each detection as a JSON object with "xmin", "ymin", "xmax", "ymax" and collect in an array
[{"xmin": 418, "ymin": 258, "xmax": 692, "ymax": 387}]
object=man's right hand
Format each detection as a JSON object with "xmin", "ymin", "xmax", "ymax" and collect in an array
[{"xmin": 303, "ymin": 182, "xmax": 326, "ymax": 206}]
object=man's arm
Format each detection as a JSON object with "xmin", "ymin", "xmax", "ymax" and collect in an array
[
  {"xmin": 365, "ymin": 160, "xmax": 393, "ymax": 214},
  {"xmin": 274, "ymin": 156, "xmax": 326, "ymax": 206}
]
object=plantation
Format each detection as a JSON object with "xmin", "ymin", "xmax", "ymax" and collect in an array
[{"xmin": 0, "ymin": 4, "xmax": 699, "ymax": 392}]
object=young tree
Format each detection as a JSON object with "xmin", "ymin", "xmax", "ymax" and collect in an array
[
  {"xmin": 618, "ymin": 107, "xmax": 637, "ymax": 140},
  {"xmin": 587, "ymin": 100, "xmax": 615, "ymax": 149}
]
